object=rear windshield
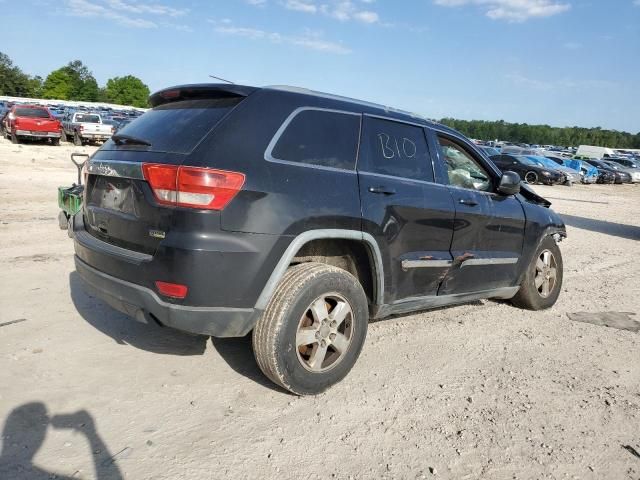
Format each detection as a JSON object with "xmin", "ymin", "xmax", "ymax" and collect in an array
[
  {"xmin": 104, "ymin": 98, "xmax": 243, "ymax": 154},
  {"xmin": 15, "ymin": 108, "xmax": 50, "ymax": 118},
  {"xmin": 75, "ymin": 114, "xmax": 101, "ymax": 123}
]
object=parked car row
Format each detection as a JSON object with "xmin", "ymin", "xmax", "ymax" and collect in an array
[
  {"xmin": 477, "ymin": 144, "xmax": 640, "ymax": 186},
  {"xmin": 0, "ymin": 100, "xmax": 143, "ymax": 146}
]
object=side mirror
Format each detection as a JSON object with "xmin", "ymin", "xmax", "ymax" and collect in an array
[{"xmin": 498, "ymin": 171, "xmax": 521, "ymax": 196}]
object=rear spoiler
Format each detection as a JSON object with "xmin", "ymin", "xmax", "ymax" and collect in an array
[
  {"xmin": 149, "ymin": 84, "xmax": 259, "ymax": 108},
  {"xmin": 519, "ymin": 183, "xmax": 552, "ymax": 208}
]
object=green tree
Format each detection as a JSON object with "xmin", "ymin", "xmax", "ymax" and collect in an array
[
  {"xmin": 104, "ymin": 75, "xmax": 150, "ymax": 107},
  {"xmin": 61, "ymin": 60, "xmax": 99, "ymax": 101},
  {"xmin": 0, "ymin": 52, "xmax": 33, "ymax": 96},
  {"xmin": 42, "ymin": 68, "xmax": 74, "ymax": 100}
]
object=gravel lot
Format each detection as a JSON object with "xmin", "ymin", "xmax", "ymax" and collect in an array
[{"xmin": 1, "ymin": 138, "xmax": 639, "ymax": 480}]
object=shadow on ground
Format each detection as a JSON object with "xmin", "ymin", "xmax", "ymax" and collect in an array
[
  {"xmin": 0, "ymin": 403, "xmax": 123, "ymax": 480},
  {"xmin": 561, "ymin": 214, "xmax": 640, "ymax": 241},
  {"xmin": 210, "ymin": 335, "xmax": 287, "ymax": 393},
  {"xmin": 69, "ymin": 272, "xmax": 207, "ymax": 356},
  {"xmin": 69, "ymin": 272, "xmax": 282, "ymax": 391}
]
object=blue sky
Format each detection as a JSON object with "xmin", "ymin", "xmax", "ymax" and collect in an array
[{"xmin": 4, "ymin": 0, "xmax": 639, "ymax": 132}]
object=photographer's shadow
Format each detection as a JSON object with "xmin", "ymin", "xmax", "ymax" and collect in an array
[
  {"xmin": 69, "ymin": 272, "xmax": 207, "ymax": 356},
  {"xmin": 0, "ymin": 403, "xmax": 123, "ymax": 480}
]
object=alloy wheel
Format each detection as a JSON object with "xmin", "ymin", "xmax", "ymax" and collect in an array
[
  {"xmin": 296, "ymin": 293, "xmax": 354, "ymax": 372},
  {"xmin": 535, "ymin": 250, "xmax": 558, "ymax": 298}
]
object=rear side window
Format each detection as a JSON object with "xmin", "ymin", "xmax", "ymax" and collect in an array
[
  {"xmin": 360, "ymin": 117, "xmax": 433, "ymax": 181},
  {"xmin": 75, "ymin": 114, "xmax": 100, "ymax": 123},
  {"xmin": 105, "ymin": 98, "xmax": 243, "ymax": 154},
  {"xmin": 269, "ymin": 109, "xmax": 360, "ymax": 170}
]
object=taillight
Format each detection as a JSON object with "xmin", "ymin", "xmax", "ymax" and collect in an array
[
  {"xmin": 155, "ymin": 281, "xmax": 188, "ymax": 299},
  {"xmin": 142, "ymin": 164, "xmax": 245, "ymax": 210},
  {"xmin": 80, "ymin": 125, "xmax": 84, "ymax": 131}
]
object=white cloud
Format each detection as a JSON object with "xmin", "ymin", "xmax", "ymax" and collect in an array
[
  {"xmin": 64, "ymin": 0, "xmax": 189, "ymax": 28},
  {"xmin": 255, "ymin": 0, "xmax": 380, "ymax": 23},
  {"xmin": 506, "ymin": 73, "xmax": 615, "ymax": 91},
  {"xmin": 563, "ymin": 41, "xmax": 581, "ymax": 49},
  {"xmin": 210, "ymin": 20, "xmax": 352, "ymax": 54},
  {"xmin": 433, "ymin": 0, "xmax": 571, "ymax": 22},
  {"xmin": 283, "ymin": 0, "xmax": 318, "ymax": 13}
]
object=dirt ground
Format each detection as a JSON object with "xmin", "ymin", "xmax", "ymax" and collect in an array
[{"xmin": 1, "ymin": 137, "xmax": 639, "ymax": 480}]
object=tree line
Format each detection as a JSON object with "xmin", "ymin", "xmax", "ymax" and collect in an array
[
  {"xmin": 439, "ymin": 118, "xmax": 640, "ymax": 149},
  {"xmin": 0, "ymin": 52, "xmax": 150, "ymax": 108}
]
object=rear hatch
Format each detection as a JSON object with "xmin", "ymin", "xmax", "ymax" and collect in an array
[
  {"xmin": 14, "ymin": 107, "xmax": 59, "ymax": 132},
  {"xmin": 83, "ymin": 85, "xmax": 255, "ymax": 254}
]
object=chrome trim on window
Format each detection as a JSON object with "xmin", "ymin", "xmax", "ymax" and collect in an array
[
  {"xmin": 460, "ymin": 258, "xmax": 519, "ymax": 268},
  {"xmin": 86, "ymin": 160, "xmax": 144, "ymax": 180}
]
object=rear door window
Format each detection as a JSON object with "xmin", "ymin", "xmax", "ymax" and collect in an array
[
  {"xmin": 103, "ymin": 97, "xmax": 243, "ymax": 154},
  {"xmin": 268, "ymin": 109, "xmax": 360, "ymax": 170},
  {"xmin": 359, "ymin": 117, "xmax": 434, "ymax": 181}
]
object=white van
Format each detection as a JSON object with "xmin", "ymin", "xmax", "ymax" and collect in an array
[{"xmin": 576, "ymin": 145, "xmax": 617, "ymax": 159}]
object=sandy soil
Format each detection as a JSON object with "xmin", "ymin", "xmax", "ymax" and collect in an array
[{"xmin": 1, "ymin": 137, "xmax": 639, "ymax": 480}]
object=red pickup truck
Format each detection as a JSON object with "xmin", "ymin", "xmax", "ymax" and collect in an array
[{"xmin": 4, "ymin": 105, "xmax": 62, "ymax": 145}]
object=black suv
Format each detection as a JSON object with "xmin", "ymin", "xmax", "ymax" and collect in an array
[{"xmin": 72, "ymin": 84, "xmax": 566, "ymax": 395}]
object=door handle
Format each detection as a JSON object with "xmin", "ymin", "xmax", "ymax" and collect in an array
[
  {"xmin": 368, "ymin": 186, "xmax": 396, "ymax": 195},
  {"xmin": 458, "ymin": 198, "xmax": 478, "ymax": 207}
]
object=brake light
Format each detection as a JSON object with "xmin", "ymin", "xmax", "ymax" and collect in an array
[
  {"xmin": 155, "ymin": 281, "xmax": 188, "ymax": 299},
  {"xmin": 142, "ymin": 164, "xmax": 245, "ymax": 210}
]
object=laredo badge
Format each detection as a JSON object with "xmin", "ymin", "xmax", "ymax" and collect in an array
[{"xmin": 148, "ymin": 229, "xmax": 166, "ymax": 239}]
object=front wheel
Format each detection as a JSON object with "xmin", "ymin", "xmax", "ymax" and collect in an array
[
  {"xmin": 511, "ymin": 236, "xmax": 563, "ymax": 310},
  {"xmin": 524, "ymin": 171, "xmax": 538, "ymax": 184},
  {"xmin": 253, "ymin": 262, "xmax": 369, "ymax": 395}
]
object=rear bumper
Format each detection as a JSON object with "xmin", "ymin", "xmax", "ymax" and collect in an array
[
  {"xmin": 81, "ymin": 133, "xmax": 111, "ymax": 140},
  {"xmin": 16, "ymin": 130, "xmax": 60, "ymax": 138},
  {"xmin": 75, "ymin": 255, "xmax": 260, "ymax": 337}
]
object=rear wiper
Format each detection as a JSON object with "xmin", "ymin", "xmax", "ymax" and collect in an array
[{"xmin": 112, "ymin": 134, "xmax": 152, "ymax": 146}]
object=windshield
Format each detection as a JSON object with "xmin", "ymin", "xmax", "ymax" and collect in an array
[
  {"xmin": 75, "ymin": 114, "xmax": 100, "ymax": 123},
  {"xmin": 481, "ymin": 147, "xmax": 500, "ymax": 157},
  {"xmin": 15, "ymin": 108, "xmax": 50, "ymax": 118},
  {"xmin": 102, "ymin": 97, "xmax": 243, "ymax": 154}
]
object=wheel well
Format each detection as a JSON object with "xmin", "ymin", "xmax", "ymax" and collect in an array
[{"xmin": 290, "ymin": 238, "xmax": 376, "ymax": 304}]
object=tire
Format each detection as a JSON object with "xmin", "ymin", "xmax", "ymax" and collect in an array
[
  {"xmin": 60, "ymin": 129, "xmax": 67, "ymax": 142},
  {"xmin": 511, "ymin": 236, "xmax": 563, "ymax": 311},
  {"xmin": 10, "ymin": 132, "xmax": 18, "ymax": 144},
  {"xmin": 524, "ymin": 171, "xmax": 538, "ymax": 184},
  {"xmin": 51, "ymin": 138, "xmax": 60, "ymax": 146},
  {"xmin": 252, "ymin": 262, "xmax": 369, "ymax": 395},
  {"xmin": 73, "ymin": 132, "xmax": 83, "ymax": 146}
]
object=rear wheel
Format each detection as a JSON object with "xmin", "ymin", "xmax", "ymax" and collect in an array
[
  {"xmin": 10, "ymin": 132, "xmax": 19, "ymax": 144},
  {"xmin": 524, "ymin": 171, "xmax": 538, "ymax": 184},
  {"xmin": 511, "ymin": 236, "xmax": 563, "ymax": 310},
  {"xmin": 73, "ymin": 132, "xmax": 83, "ymax": 146},
  {"xmin": 51, "ymin": 138, "xmax": 60, "ymax": 146},
  {"xmin": 253, "ymin": 262, "xmax": 369, "ymax": 395},
  {"xmin": 60, "ymin": 129, "xmax": 67, "ymax": 142}
]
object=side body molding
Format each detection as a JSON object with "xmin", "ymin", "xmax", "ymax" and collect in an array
[{"xmin": 254, "ymin": 229, "xmax": 385, "ymax": 310}]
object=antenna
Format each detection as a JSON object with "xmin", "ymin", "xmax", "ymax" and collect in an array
[{"xmin": 208, "ymin": 74, "xmax": 234, "ymax": 84}]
